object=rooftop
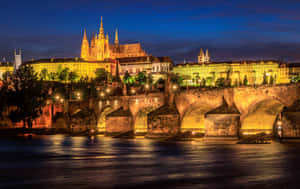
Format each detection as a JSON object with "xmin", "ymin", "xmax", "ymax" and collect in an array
[
  {"xmin": 174, "ymin": 60, "xmax": 282, "ymax": 67},
  {"xmin": 117, "ymin": 56, "xmax": 172, "ymax": 64},
  {"xmin": 23, "ymin": 58, "xmax": 115, "ymax": 65}
]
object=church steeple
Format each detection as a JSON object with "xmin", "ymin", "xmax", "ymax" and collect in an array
[
  {"xmin": 205, "ymin": 49, "xmax": 210, "ymax": 63},
  {"xmin": 91, "ymin": 32, "xmax": 95, "ymax": 47},
  {"xmin": 83, "ymin": 29, "xmax": 88, "ymax": 41},
  {"xmin": 99, "ymin": 16, "xmax": 105, "ymax": 39},
  {"xmin": 115, "ymin": 28, "xmax": 119, "ymax": 45},
  {"xmin": 198, "ymin": 48, "xmax": 205, "ymax": 63},
  {"xmin": 81, "ymin": 29, "xmax": 89, "ymax": 59}
]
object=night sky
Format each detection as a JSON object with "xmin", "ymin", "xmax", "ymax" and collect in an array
[{"xmin": 1, "ymin": 0, "xmax": 300, "ymax": 63}]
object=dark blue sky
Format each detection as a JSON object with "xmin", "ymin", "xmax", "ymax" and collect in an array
[{"xmin": 1, "ymin": 0, "xmax": 300, "ymax": 63}]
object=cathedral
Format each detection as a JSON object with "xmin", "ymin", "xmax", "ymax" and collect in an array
[
  {"xmin": 81, "ymin": 17, "xmax": 148, "ymax": 61},
  {"xmin": 198, "ymin": 48, "xmax": 210, "ymax": 63}
]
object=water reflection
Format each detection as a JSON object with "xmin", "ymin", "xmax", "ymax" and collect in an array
[{"xmin": 0, "ymin": 135, "xmax": 300, "ymax": 188}]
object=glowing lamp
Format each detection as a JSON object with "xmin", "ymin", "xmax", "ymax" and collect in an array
[{"xmin": 172, "ymin": 85, "xmax": 178, "ymax": 90}]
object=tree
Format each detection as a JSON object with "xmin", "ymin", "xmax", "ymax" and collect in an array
[
  {"xmin": 58, "ymin": 68, "xmax": 70, "ymax": 82},
  {"xmin": 48, "ymin": 72, "xmax": 57, "ymax": 81},
  {"xmin": 206, "ymin": 77, "xmax": 213, "ymax": 86},
  {"xmin": 147, "ymin": 74, "xmax": 154, "ymax": 85},
  {"xmin": 69, "ymin": 71, "xmax": 79, "ymax": 82},
  {"xmin": 155, "ymin": 78, "xmax": 165, "ymax": 91},
  {"xmin": 270, "ymin": 75, "xmax": 274, "ymax": 85},
  {"xmin": 234, "ymin": 79, "xmax": 238, "ymax": 87},
  {"xmin": 40, "ymin": 68, "xmax": 48, "ymax": 80},
  {"xmin": 263, "ymin": 72, "xmax": 268, "ymax": 85},
  {"xmin": 95, "ymin": 68, "xmax": 108, "ymax": 84},
  {"xmin": 243, "ymin": 75, "xmax": 248, "ymax": 86},
  {"xmin": 215, "ymin": 78, "xmax": 225, "ymax": 87},
  {"xmin": 122, "ymin": 71, "xmax": 135, "ymax": 86},
  {"xmin": 136, "ymin": 71, "xmax": 147, "ymax": 86},
  {"xmin": 170, "ymin": 73, "xmax": 183, "ymax": 85},
  {"xmin": 201, "ymin": 78, "xmax": 206, "ymax": 87},
  {"xmin": 8, "ymin": 65, "xmax": 49, "ymax": 128}
]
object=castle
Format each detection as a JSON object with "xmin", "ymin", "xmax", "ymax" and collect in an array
[{"xmin": 81, "ymin": 17, "xmax": 148, "ymax": 61}]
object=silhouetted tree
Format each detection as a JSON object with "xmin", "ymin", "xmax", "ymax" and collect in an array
[
  {"xmin": 243, "ymin": 75, "xmax": 248, "ymax": 86},
  {"xmin": 8, "ymin": 65, "xmax": 49, "ymax": 128},
  {"xmin": 263, "ymin": 72, "xmax": 268, "ymax": 85}
]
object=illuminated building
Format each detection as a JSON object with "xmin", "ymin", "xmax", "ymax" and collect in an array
[
  {"xmin": 81, "ymin": 17, "xmax": 147, "ymax": 61},
  {"xmin": 22, "ymin": 58, "xmax": 116, "ymax": 79},
  {"xmin": 172, "ymin": 50, "xmax": 290, "ymax": 86},
  {"xmin": 287, "ymin": 63, "xmax": 300, "ymax": 77},
  {"xmin": 198, "ymin": 48, "xmax": 210, "ymax": 63},
  {"xmin": 0, "ymin": 62, "xmax": 13, "ymax": 79},
  {"xmin": 14, "ymin": 49, "xmax": 22, "ymax": 73},
  {"xmin": 117, "ymin": 56, "xmax": 172, "ymax": 76},
  {"xmin": 0, "ymin": 51, "xmax": 21, "ymax": 79}
]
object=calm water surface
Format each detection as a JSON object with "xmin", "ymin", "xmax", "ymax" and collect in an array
[{"xmin": 1, "ymin": 135, "xmax": 300, "ymax": 189}]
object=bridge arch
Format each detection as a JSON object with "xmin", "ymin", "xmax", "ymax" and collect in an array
[
  {"xmin": 241, "ymin": 97, "xmax": 286, "ymax": 135},
  {"xmin": 97, "ymin": 106, "xmax": 115, "ymax": 133}
]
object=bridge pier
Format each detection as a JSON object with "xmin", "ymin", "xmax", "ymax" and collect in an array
[
  {"xmin": 279, "ymin": 100, "xmax": 300, "ymax": 138},
  {"xmin": 105, "ymin": 107, "xmax": 133, "ymax": 135},
  {"xmin": 204, "ymin": 100, "xmax": 240, "ymax": 138},
  {"xmin": 147, "ymin": 104, "xmax": 180, "ymax": 138}
]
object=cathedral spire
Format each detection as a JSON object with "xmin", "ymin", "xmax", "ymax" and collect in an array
[
  {"xmin": 81, "ymin": 29, "xmax": 89, "ymax": 59},
  {"xmin": 205, "ymin": 49, "xmax": 210, "ymax": 62},
  {"xmin": 99, "ymin": 16, "xmax": 105, "ymax": 39},
  {"xmin": 198, "ymin": 48, "xmax": 205, "ymax": 64},
  {"xmin": 91, "ymin": 32, "xmax": 95, "ymax": 47},
  {"xmin": 115, "ymin": 28, "xmax": 119, "ymax": 45},
  {"xmin": 83, "ymin": 28, "xmax": 88, "ymax": 41}
]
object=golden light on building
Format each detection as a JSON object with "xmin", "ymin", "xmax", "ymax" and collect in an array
[{"xmin": 81, "ymin": 17, "xmax": 147, "ymax": 61}]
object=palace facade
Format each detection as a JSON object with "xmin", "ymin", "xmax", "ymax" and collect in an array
[
  {"xmin": 173, "ymin": 50, "xmax": 290, "ymax": 86},
  {"xmin": 0, "ymin": 62, "xmax": 13, "ymax": 79},
  {"xmin": 22, "ymin": 58, "xmax": 116, "ymax": 79}
]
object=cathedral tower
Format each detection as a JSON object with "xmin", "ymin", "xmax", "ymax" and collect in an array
[
  {"xmin": 115, "ymin": 28, "xmax": 119, "ymax": 45},
  {"xmin": 198, "ymin": 48, "xmax": 210, "ymax": 63},
  {"xmin": 14, "ymin": 49, "xmax": 22, "ymax": 73},
  {"xmin": 198, "ymin": 48, "xmax": 205, "ymax": 63},
  {"xmin": 205, "ymin": 49, "xmax": 210, "ymax": 63},
  {"xmin": 80, "ymin": 29, "xmax": 89, "ymax": 59}
]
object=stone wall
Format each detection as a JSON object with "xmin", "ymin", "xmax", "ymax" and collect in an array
[
  {"xmin": 106, "ymin": 116, "xmax": 133, "ymax": 134},
  {"xmin": 281, "ymin": 112, "xmax": 300, "ymax": 138},
  {"xmin": 147, "ymin": 105, "xmax": 180, "ymax": 137},
  {"xmin": 204, "ymin": 114, "xmax": 240, "ymax": 137}
]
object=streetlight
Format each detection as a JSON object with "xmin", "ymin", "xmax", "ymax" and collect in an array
[
  {"xmin": 277, "ymin": 120, "xmax": 283, "ymax": 139},
  {"xmin": 172, "ymin": 84, "xmax": 178, "ymax": 91},
  {"xmin": 55, "ymin": 95, "xmax": 60, "ymax": 100},
  {"xmin": 100, "ymin": 92, "xmax": 105, "ymax": 98},
  {"xmin": 131, "ymin": 89, "xmax": 136, "ymax": 94}
]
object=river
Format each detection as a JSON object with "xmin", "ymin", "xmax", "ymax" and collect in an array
[{"xmin": 1, "ymin": 135, "xmax": 300, "ymax": 189}]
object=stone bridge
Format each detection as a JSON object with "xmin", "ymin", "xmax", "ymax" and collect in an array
[{"xmin": 68, "ymin": 84, "xmax": 300, "ymax": 137}]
